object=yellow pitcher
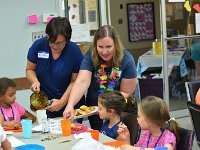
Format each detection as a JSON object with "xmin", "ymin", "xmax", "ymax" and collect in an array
[{"xmin": 30, "ymin": 91, "xmax": 49, "ymax": 112}]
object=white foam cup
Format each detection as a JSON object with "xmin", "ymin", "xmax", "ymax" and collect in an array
[{"xmin": 36, "ymin": 110, "xmax": 47, "ymax": 125}]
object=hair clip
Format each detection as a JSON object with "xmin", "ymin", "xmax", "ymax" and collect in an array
[
  {"xmin": 125, "ymin": 98, "xmax": 127, "ymax": 103},
  {"xmin": 168, "ymin": 117, "xmax": 175, "ymax": 122}
]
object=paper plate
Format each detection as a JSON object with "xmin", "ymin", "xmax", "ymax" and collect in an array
[
  {"xmin": 103, "ymin": 141, "xmax": 127, "ymax": 148},
  {"xmin": 4, "ymin": 131, "xmax": 14, "ymax": 135},
  {"xmin": 74, "ymin": 106, "xmax": 98, "ymax": 119},
  {"xmin": 71, "ymin": 124, "xmax": 88, "ymax": 134},
  {"xmin": 4, "ymin": 127, "xmax": 22, "ymax": 132},
  {"xmin": 15, "ymin": 144, "xmax": 45, "ymax": 150}
]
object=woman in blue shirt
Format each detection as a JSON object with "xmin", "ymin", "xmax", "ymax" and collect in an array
[
  {"xmin": 63, "ymin": 25, "xmax": 137, "ymax": 130},
  {"xmin": 26, "ymin": 17, "xmax": 85, "ymax": 118}
]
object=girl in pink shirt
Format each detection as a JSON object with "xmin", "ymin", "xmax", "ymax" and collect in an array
[
  {"xmin": 118, "ymin": 96, "xmax": 179, "ymax": 150},
  {"xmin": 0, "ymin": 77, "xmax": 36, "ymax": 130}
]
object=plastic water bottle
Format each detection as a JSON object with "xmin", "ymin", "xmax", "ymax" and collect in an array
[{"xmin": 42, "ymin": 114, "xmax": 49, "ymax": 134}]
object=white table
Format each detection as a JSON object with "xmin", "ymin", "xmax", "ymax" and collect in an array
[
  {"xmin": 8, "ymin": 119, "xmax": 114, "ymax": 150},
  {"xmin": 137, "ymin": 49, "xmax": 188, "ymax": 77},
  {"xmin": 11, "ymin": 131, "xmax": 113, "ymax": 150}
]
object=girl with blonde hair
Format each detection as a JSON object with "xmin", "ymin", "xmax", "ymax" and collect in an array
[{"xmin": 118, "ymin": 96, "xmax": 179, "ymax": 150}]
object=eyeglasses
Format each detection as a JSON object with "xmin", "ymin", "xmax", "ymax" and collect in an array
[{"xmin": 49, "ymin": 41, "xmax": 66, "ymax": 47}]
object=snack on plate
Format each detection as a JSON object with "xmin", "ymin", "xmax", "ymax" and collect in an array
[
  {"xmin": 80, "ymin": 105, "xmax": 95, "ymax": 113},
  {"xmin": 71, "ymin": 124, "xmax": 83, "ymax": 131},
  {"xmin": 73, "ymin": 105, "xmax": 96, "ymax": 116},
  {"xmin": 73, "ymin": 110, "xmax": 79, "ymax": 116},
  {"xmin": 77, "ymin": 110, "xmax": 88, "ymax": 115}
]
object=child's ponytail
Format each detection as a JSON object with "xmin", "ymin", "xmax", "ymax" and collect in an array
[
  {"xmin": 124, "ymin": 95, "xmax": 137, "ymax": 113},
  {"xmin": 165, "ymin": 118, "xmax": 180, "ymax": 141}
]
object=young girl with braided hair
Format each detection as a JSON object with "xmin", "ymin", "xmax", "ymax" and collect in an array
[{"xmin": 98, "ymin": 90, "xmax": 137, "ymax": 140}]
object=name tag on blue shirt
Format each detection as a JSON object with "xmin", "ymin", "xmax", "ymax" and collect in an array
[{"xmin": 38, "ymin": 51, "xmax": 49, "ymax": 59}]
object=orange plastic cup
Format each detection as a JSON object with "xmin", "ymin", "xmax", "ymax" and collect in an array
[
  {"xmin": 89, "ymin": 130, "xmax": 99, "ymax": 141},
  {"xmin": 61, "ymin": 119, "xmax": 71, "ymax": 136}
]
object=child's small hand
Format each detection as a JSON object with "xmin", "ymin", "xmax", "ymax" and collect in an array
[
  {"xmin": 118, "ymin": 123, "xmax": 129, "ymax": 136},
  {"xmin": 120, "ymin": 144, "xmax": 135, "ymax": 150},
  {"xmin": 4, "ymin": 120, "xmax": 21, "ymax": 130},
  {"xmin": 117, "ymin": 123, "xmax": 130, "ymax": 143}
]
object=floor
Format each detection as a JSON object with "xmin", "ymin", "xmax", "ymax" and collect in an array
[{"xmin": 169, "ymin": 94, "xmax": 188, "ymax": 111}]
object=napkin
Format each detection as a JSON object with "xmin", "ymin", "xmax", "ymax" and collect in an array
[
  {"xmin": 72, "ymin": 138, "xmax": 104, "ymax": 150},
  {"xmin": 32, "ymin": 124, "xmax": 42, "ymax": 131},
  {"xmin": 7, "ymin": 136, "xmax": 25, "ymax": 147},
  {"xmin": 73, "ymin": 132, "xmax": 92, "ymax": 139},
  {"xmin": 4, "ymin": 131, "xmax": 14, "ymax": 135},
  {"xmin": 104, "ymin": 145, "xmax": 120, "ymax": 150}
]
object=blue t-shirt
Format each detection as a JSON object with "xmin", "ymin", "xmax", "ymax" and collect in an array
[
  {"xmin": 100, "ymin": 119, "xmax": 122, "ymax": 139},
  {"xmin": 27, "ymin": 38, "xmax": 83, "ymax": 100},
  {"xmin": 80, "ymin": 50, "xmax": 137, "ymax": 106}
]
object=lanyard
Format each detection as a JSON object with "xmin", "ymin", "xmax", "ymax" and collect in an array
[
  {"xmin": 0, "ymin": 106, "xmax": 15, "ymax": 121},
  {"xmin": 101, "ymin": 119, "xmax": 122, "ymax": 136},
  {"xmin": 147, "ymin": 128, "xmax": 165, "ymax": 148}
]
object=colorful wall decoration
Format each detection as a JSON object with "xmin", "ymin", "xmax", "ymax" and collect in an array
[{"xmin": 127, "ymin": 3, "xmax": 155, "ymax": 42}]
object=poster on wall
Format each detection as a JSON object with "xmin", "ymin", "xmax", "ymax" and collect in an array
[
  {"xmin": 71, "ymin": 24, "xmax": 90, "ymax": 42},
  {"xmin": 127, "ymin": 3, "xmax": 155, "ymax": 42}
]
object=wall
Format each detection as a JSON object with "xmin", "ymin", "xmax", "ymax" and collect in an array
[
  {"xmin": 0, "ymin": 0, "xmax": 61, "ymax": 78},
  {"xmin": 0, "ymin": 0, "xmax": 160, "ymax": 76},
  {"xmin": 166, "ymin": 0, "xmax": 197, "ymax": 36},
  {"xmin": 108, "ymin": 0, "xmax": 161, "ymax": 63}
]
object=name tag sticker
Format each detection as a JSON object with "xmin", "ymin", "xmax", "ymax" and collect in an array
[{"xmin": 38, "ymin": 51, "xmax": 49, "ymax": 59}]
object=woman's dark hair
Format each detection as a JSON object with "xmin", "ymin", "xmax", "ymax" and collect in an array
[
  {"xmin": 0, "ymin": 77, "xmax": 16, "ymax": 96},
  {"xmin": 98, "ymin": 90, "xmax": 137, "ymax": 115},
  {"xmin": 45, "ymin": 17, "xmax": 72, "ymax": 43}
]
